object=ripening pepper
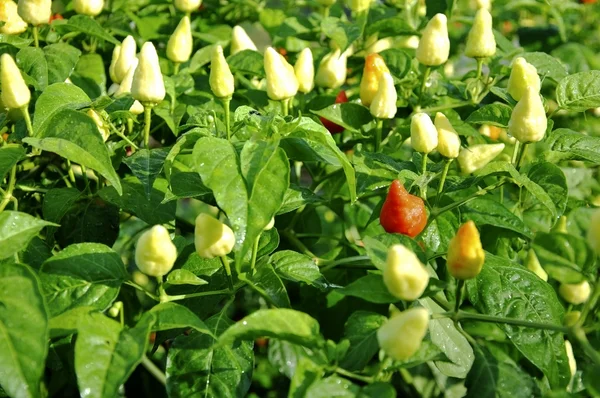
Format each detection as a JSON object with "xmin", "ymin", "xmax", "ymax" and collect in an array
[
  {"xmin": 411, "ymin": 113, "xmax": 438, "ymax": 154},
  {"xmin": 319, "ymin": 90, "xmax": 347, "ymax": 134},
  {"xmin": 380, "ymin": 180, "xmax": 427, "ymax": 237},
  {"xmin": 209, "ymin": 45, "xmax": 235, "ymax": 99},
  {"xmin": 195, "ymin": 213, "xmax": 236, "ymax": 258},
  {"xmin": 17, "ymin": 0, "xmax": 51, "ymax": 25},
  {"xmin": 507, "ymin": 87, "xmax": 547, "ymax": 143},
  {"xmin": 167, "ymin": 16, "xmax": 193, "ymax": 64},
  {"xmin": 114, "ymin": 59, "xmax": 139, "ymax": 97},
  {"xmin": 416, "ymin": 14, "xmax": 450, "ymax": 66},
  {"xmin": 113, "ymin": 36, "xmax": 137, "ymax": 84},
  {"xmin": 559, "ymin": 281, "xmax": 591, "ymax": 305},
  {"xmin": 264, "ymin": 47, "xmax": 299, "ymax": 100},
  {"xmin": 377, "ymin": 307, "xmax": 430, "ymax": 361},
  {"xmin": 447, "ymin": 220, "xmax": 485, "ymax": 280},
  {"xmin": 384, "ymin": 244, "xmax": 429, "ymax": 301},
  {"xmin": 370, "ymin": 72, "xmax": 397, "ymax": 119},
  {"xmin": 525, "ymin": 249, "xmax": 547, "ymax": 281},
  {"xmin": 135, "ymin": 225, "xmax": 178, "ymax": 277},
  {"xmin": 294, "ymin": 48, "xmax": 314, "ymax": 94},
  {"xmin": 507, "ymin": 57, "xmax": 540, "ymax": 101},
  {"xmin": 231, "ymin": 25, "xmax": 257, "ymax": 55},
  {"xmin": 132, "ymin": 42, "xmax": 165, "ymax": 104},
  {"xmin": 0, "ymin": 0, "xmax": 28, "ymax": 35},
  {"xmin": 360, "ymin": 53, "xmax": 389, "ymax": 107},
  {"xmin": 565, "ymin": 340, "xmax": 577, "ymax": 377},
  {"xmin": 73, "ymin": 0, "xmax": 104, "ymax": 16},
  {"xmin": 434, "ymin": 112, "xmax": 461, "ymax": 158},
  {"xmin": 174, "ymin": 0, "xmax": 201, "ymax": 13},
  {"xmin": 109, "ymin": 44, "xmax": 121, "ymax": 84},
  {"xmin": 587, "ymin": 208, "xmax": 600, "ymax": 254},
  {"xmin": 465, "ymin": 9, "xmax": 496, "ymax": 58},
  {"xmin": 1, "ymin": 53, "xmax": 30, "ymax": 110},
  {"xmin": 315, "ymin": 48, "xmax": 347, "ymax": 89},
  {"xmin": 347, "ymin": 0, "xmax": 371, "ymax": 13},
  {"xmin": 457, "ymin": 143, "xmax": 505, "ymax": 174},
  {"xmin": 87, "ymin": 109, "xmax": 110, "ymax": 142}
]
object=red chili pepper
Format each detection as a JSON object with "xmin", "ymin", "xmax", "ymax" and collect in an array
[
  {"xmin": 380, "ymin": 180, "xmax": 427, "ymax": 238},
  {"xmin": 49, "ymin": 13, "xmax": 63, "ymax": 22},
  {"xmin": 320, "ymin": 90, "xmax": 347, "ymax": 134}
]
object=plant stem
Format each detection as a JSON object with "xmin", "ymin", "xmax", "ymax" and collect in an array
[
  {"xmin": 431, "ymin": 178, "xmax": 507, "ymax": 221},
  {"xmin": 222, "ymin": 97, "xmax": 231, "ymax": 140},
  {"xmin": 420, "ymin": 153, "xmax": 428, "ymax": 200},
  {"xmin": 165, "ymin": 288, "xmax": 233, "ymax": 302},
  {"xmin": 418, "ymin": 101, "xmax": 471, "ymax": 115},
  {"xmin": 173, "ymin": 62, "xmax": 180, "ymax": 75},
  {"xmin": 320, "ymin": 255, "xmax": 372, "ymax": 272},
  {"xmin": 454, "ymin": 279, "xmax": 465, "ymax": 314},
  {"xmin": 250, "ymin": 234, "xmax": 260, "ymax": 274},
  {"xmin": 476, "ymin": 58, "xmax": 484, "ymax": 80},
  {"xmin": 157, "ymin": 276, "xmax": 168, "ymax": 303},
  {"xmin": 432, "ymin": 311, "xmax": 570, "ymax": 333},
  {"xmin": 141, "ymin": 356, "xmax": 166, "ymax": 386},
  {"xmin": 335, "ymin": 367, "xmax": 374, "ymax": 384},
  {"xmin": 80, "ymin": 165, "xmax": 91, "ymax": 194},
  {"xmin": 143, "ymin": 104, "xmax": 153, "ymax": 148},
  {"xmin": 435, "ymin": 158, "xmax": 452, "ymax": 206},
  {"xmin": 374, "ymin": 119, "xmax": 383, "ymax": 152},
  {"xmin": 32, "ymin": 26, "xmax": 39, "ymax": 48},
  {"xmin": 124, "ymin": 280, "xmax": 160, "ymax": 301},
  {"xmin": 511, "ymin": 141, "xmax": 520, "ymax": 164},
  {"xmin": 281, "ymin": 230, "xmax": 317, "ymax": 259},
  {"xmin": 281, "ymin": 98, "xmax": 290, "ymax": 116},
  {"xmin": 66, "ymin": 160, "xmax": 76, "ymax": 184},
  {"xmin": 221, "ymin": 256, "xmax": 234, "ymax": 291},
  {"xmin": 417, "ymin": 66, "xmax": 431, "ymax": 107},
  {"xmin": 515, "ymin": 143, "xmax": 528, "ymax": 169},
  {"xmin": 0, "ymin": 165, "xmax": 17, "ymax": 212},
  {"xmin": 21, "ymin": 107, "xmax": 34, "ymax": 137}
]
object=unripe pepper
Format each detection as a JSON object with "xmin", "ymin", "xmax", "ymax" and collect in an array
[
  {"xmin": 384, "ymin": 244, "xmax": 429, "ymax": 301},
  {"xmin": 114, "ymin": 59, "xmax": 139, "ymax": 97},
  {"xmin": 73, "ymin": 0, "xmax": 104, "ymax": 16},
  {"xmin": 587, "ymin": 208, "xmax": 600, "ymax": 254},
  {"xmin": 465, "ymin": 9, "xmax": 496, "ymax": 58},
  {"xmin": 315, "ymin": 48, "xmax": 347, "ymax": 89},
  {"xmin": 370, "ymin": 72, "xmax": 397, "ymax": 119},
  {"xmin": 319, "ymin": 90, "xmax": 347, "ymax": 134},
  {"xmin": 525, "ymin": 249, "xmax": 547, "ymax": 281},
  {"xmin": 114, "ymin": 36, "xmax": 137, "ymax": 84},
  {"xmin": 17, "ymin": 0, "xmax": 51, "ymax": 25},
  {"xmin": 563, "ymin": 311, "xmax": 581, "ymax": 327},
  {"xmin": 132, "ymin": 42, "xmax": 166, "ymax": 104},
  {"xmin": 377, "ymin": 307, "xmax": 430, "ymax": 361},
  {"xmin": 565, "ymin": 340, "xmax": 577, "ymax": 378},
  {"xmin": 87, "ymin": 109, "xmax": 110, "ymax": 142},
  {"xmin": 209, "ymin": 45, "xmax": 235, "ymax": 99},
  {"xmin": 167, "ymin": 16, "xmax": 193, "ymax": 64},
  {"xmin": 507, "ymin": 86, "xmax": 547, "ymax": 143},
  {"xmin": 135, "ymin": 225, "xmax": 178, "ymax": 277},
  {"xmin": 264, "ymin": 217, "xmax": 275, "ymax": 231},
  {"xmin": 230, "ymin": 25, "xmax": 257, "ymax": 55},
  {"xmin": 457, "ymin": 143, "xmax": 505, "ymax": 174},
  {"xmin": 446, "ymin": 220, "xmax": 485, "ymax": 280},
  {"xmin": 195, "ymin": 213, "xmax": 236, "ymax": 259},
  {"xmin": 434, "ymin": 112, "xmax": 461, "ymax": 158},
  {"xmin": 411, "ymin": 113, "xmax": 438, "ymax": 154},
  {"xmin": 130, "ymin": 100, "xmax": 144, "ymax": 115},
  {"xmin": 0, "ymin": 0, "xmax": 28, "ymax": 35},
  {"xmin": 108, "ymin": 44, "xmax": 121, "ymax": 84},
  {"xmin": 347, "ymin": 0, "xmax": 372, "ymax": 13},
  {"xmin": 174, "ymin": 0, "xmax": 201, "ymax": 13},
  {"xmin": 316, "ymin": 0, "xmax": 336, "ymax": 5},
  {"xmin": 360, "ymin": 53, "xmax": 389, "ymax": 107},
  {"xmin": 264, "ymin": 47, "xmax": 299, "ymax": 100},
  {"xmin": 416, "ymin": 14, "xmax": 450, "ymax": 66},
  {"xmin": 1, "ymin": 53, "xmax": 30, "ymax": 110},
  {"xmin": 380, "ymin": 180, "xmax": 427, "ymax": 237},
  {"xmin": 470, "ymin": 0, "xmax": 491, "ymax": 10},
  {"xmin": 294, "ymin": 48, "xmax": 314, "ymax": 94},
  {"xmin": 559, "ymin": 281, "xmax": 591, "ymax": 305},
  {"xmin": 507, "ymin": 57, "xmax": 540, "ymax": 101}
]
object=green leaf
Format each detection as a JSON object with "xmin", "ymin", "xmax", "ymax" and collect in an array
[
  {"xmin": 365, "ymin": 17, "xmax": 415, "ymax": 39},
  {"xmin": 0, "ymin": 263, "xmax": 48, "ymax": 398},
  {"xmin": 227, "ymin": 50, "xmax": 265, "ymax": 77},
  {"xmin": 44, "ymin": 43, "xmax": 81, "ymax": 85},
  {"xmin": 337, "ymin": 273, "xmax": 398, "ymax": 304},
  {"xmin": 219, "ymin": 309, "xmax": 323, "ymax": 348},
  {"xmin": 311, "ymin": 103, "xmax": 373, "ymax": 132},
  {"xmin": 532, "ymin": 232, "xmax": 595, "ymax": 283},
  {"xmin": 379, "ymin": 49, "xmax": 413, "ymax": 79},
  {"xmin": 17, "ymin": 47, "xmax": 48, "ymax": 90},
  {"xmin": 122, "ymin": 148, "xmax": 169, "ymax": 199},
  {"xmin": 270, "ymin": 250, "xmax": 328, "ymax": 289},
  {"xmin": 145, "ymin": 302, "xmax": 212, "ymax": 336},
  {"xmin": 240, "ymin": 260, "xmax": 291, "ymax": 308},
  {"xmin": 0, "ymin": 211, "xmax": 56, "ymax": 260},
  {"xmin": 74, "ymin": 313, "xmax": 154, "ymax": 398},
  {"xmin": 25, "ymin": 109, "xmax": 122, "ymax": 195},
  {"xmin": 288, "ymin": 357, "xmax": 325, "ymax": 397},
  {"xmin": 556, "ymin": 70, "xmax": 600, "ymax": 111},
  {"xmin": 361, "ymin": 382, "xmax": 397, "ymax": 398},
  {"xmin": 305, "ymin": 375, "xmax": 360, "ymax": 397},
  {"xmin": 165, "ymin": 269, "xmax": 209, "ymax": 287},
  {"xmin": 465, "ymin": 345, "xmax": 538, "ymax": 398},
  {"xmin": 466, "ymin": 103, "xmax": 513, "ymax": 127},
  {"xmin": 42, "ymin": 187, "xmax": 83, "ymax": 224},
  {"xmin": 40, "ymin": 243, "xmax": 128, "ymax": 317},
  {"xmin": 268, "ymin": 339, "xmax": 327, "ymax": 380},
  {"xmin": 70, "ymin": 53, "xmax": 107, "ymax": 99},
  {"xmin": 425, "ymin": 0, "xmax": 451, "ymax": 17},
  {"xmin": 544, "ymin": 128, "xmax": 600, "ymax": 164},
  {"xmin": 48, "ymin": 306, "xmax": 95, "ymax": 339},
  {"xmin": 525, "ymin": 162, "xmax": 568, "ymax": 220},
  {"xmin": 321, "ymin": 16, "xmax": 365, "ymax": 53},
  {"xmin": 0, "ymin": 144, "xmax": 25, "ymax": 180},
  {"xmin": 388, "ymin": 340, "xmax": 448, "ymax": 370},
  {"xmin": 166, "ymin": 312, "xmax": 253, "ymax": 398},
  {"xmin": 339, "ymin": 311, "xmax": 387, "ymax": 371},
  {"xmin": 520, "ymin": 52, "xmax": 568, "ymax": 82},
  {"xmin": 420, "ymin": 298, "xmax": 474, "ymax": 378},
  {"xmin": 53, "ymin": 15, "xmax": 119, "ymax": 44},
  {"xmin": 462, "ymin": 197, "xmax": 532, "ymax": 239},
  {"xmin": 32, "ymin": 83, "xmax": 90, "ymax": 135},
  {"xmin": 466, "ymin": 252, "xmax": 570, "ymax": 388},
  {"xmin": 278, "ymin": 184, "xmax": 322, "ymax": 214}
]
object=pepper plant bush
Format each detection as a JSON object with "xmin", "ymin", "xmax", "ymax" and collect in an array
[{"xmin": 1, "ymin": 0, "xmax": 600, "ymax": 396}]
